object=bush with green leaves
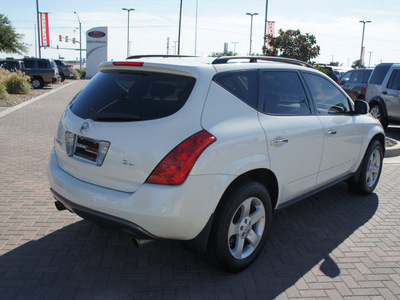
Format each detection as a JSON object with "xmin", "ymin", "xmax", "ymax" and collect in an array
[
  {"xmin": 5, "ymin": 71, "xmax": 30, "ymax": 94},
  {"xmin": 0, "ymin": 84, "xmax": 9, "ymax": 100},
  {"xmin": 73, "ymin": 69, "xmax": 86, "ymax": 80},
  {"xmin": 0, "ymin": 68, "xmax": 30, "ymax": 94},
  {"xmin": 73, "ymin": 69, "xmax": 81, "ymax": 80}
]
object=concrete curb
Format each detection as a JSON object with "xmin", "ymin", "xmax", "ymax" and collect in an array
[
  {"xmin": 385, "ymin": 137, "xmax": 400, "ymax": 158},
  {"xmin": 0, "ymin": 81, "xmax": 79, "ymax": 119}
]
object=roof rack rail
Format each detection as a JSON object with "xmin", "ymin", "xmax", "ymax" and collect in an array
[
  {"xmin": 126, "ymin": 55, "xmax": 199, "ymax": 59},
  {"xmin": 211, "ymin": 56, "xmax": 315, "ymax": 69}
]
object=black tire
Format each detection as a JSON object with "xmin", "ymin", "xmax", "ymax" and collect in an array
[
  {"xmin": 369, "ymin": 103, "xmax": 388, "ymax": 129},
  {"xmin": 60, "ymin": 73, "xmax": 65, "ymax": 82},
  {"xmin": 31, "ymin": 77, "xmax": 44, "ymax": 89},
  {"xmin": 207, "ymin": 181, "xmax": 272, "ymax": 272},
  {"xmin": 348, "ymin": 140, "xmax": 384, "ymax": 195}
]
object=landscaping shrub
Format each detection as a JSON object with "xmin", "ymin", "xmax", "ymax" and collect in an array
[
  {"xmin": 0, "ymin": 68, "xmax": 30, "ymax": 94},
  {"xmin": 0, "ymin": 68, "xmax": 11, "ymax": 86},
  {"xmin": 73, "ymin": 69, "xmax": 86, "ymax": 80},
  {"xmin": 5, "ymin": 71, "xmax": 30, "ymax": 94},
  {"xmin": 73, "ymin": 69, "xmax": 81, "ymax": 80},
  {"xmin": 0, "ymin": 84, "xmax": 9, "ymax": 100}
]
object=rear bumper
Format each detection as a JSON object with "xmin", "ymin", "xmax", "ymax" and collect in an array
[
  {"xmin": 50, "ymin": 188, "xmax": 157, "ymax": 240},
  {"xmin": 47, "ymin": 148, "xmax": 234, "ymax": 240}
]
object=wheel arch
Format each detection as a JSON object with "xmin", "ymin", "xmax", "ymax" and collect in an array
[
  {"xmin": 369, "ymin": 96, "xmax": 388, "ymax": 118},
  {"xmin": 217, "ymin": 168, "xmax": 279, "ymax": 212},
  {"xmin": 182, "ymin": 168, "xmax": 279, "ymax": 254},
  {"xmin": 353, "ymin": 132, "xmax": 385, "ymax": 183}
]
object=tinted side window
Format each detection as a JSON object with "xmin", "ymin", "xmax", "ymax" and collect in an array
[
  {"xmin": 362, "ymin": 69, "xmax": 372, "ymax": 83},
  {"xmin": 24, "ymin": 60, "xmax": 34, "ymax": 68},
  {"xmin": 387, "ymin": 70, "xmax": 400, "ymax": 90},
  {"xmin": 303, "ymin": 73, "xmax": 350, "ymax": 115},
  {"xmin": 38, "ymin": 61, "xmax": 47, "ymax": 68},
  {"xmin": 340, "ymin": 71, "xmax": 352, "ymax": 84},
  {"xmin": 350, "ymin": 71, "xmax": 364, "ymax": 83},
  {"xmin": 369, "ymin": 64, "xmax": 392, "ymax": 85},
  {"xmin": 214, "ymin": 70, "xmax": 258, "ymax": 109},
  {"xmin": 70, "ymin": 71, "xmax": 196, "ymax": 121},
  {"xmin": 8, "ymin": 62, "xmax": 18, "ymax": 70},
  {"xmin": 261, "ymin": 71, "xmax": 310, "ymax": 115}
]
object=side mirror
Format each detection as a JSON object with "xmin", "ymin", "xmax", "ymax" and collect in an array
[{"xmin": 354, "ymin": 99, "xmax": 369, "ymax": 115}]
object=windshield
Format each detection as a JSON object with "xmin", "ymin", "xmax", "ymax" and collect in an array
[{"xmin": 70, "ymin": 71, "xmax": 196, "ymax": 122}]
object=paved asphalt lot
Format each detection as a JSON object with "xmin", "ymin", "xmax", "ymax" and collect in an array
[{"xmin": 0, "ymin": 80, "xmax": 400, "ymax": 299}]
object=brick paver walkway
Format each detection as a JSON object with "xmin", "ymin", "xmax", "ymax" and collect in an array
[{"xmin": 0, "ymin": 81, "xmax": 399, "ymax": 299}]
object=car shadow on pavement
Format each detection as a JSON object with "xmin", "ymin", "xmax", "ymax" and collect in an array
[{"xmin": 0, "ymin": 183, "xmax": 378, "ymax": 299}]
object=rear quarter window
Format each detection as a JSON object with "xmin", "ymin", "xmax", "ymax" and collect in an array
[
  {"xmin": 69, "ymin": 71, "xmax": 196, "ymax": 122},
  {"xmin": 369, "ymin": 64, "xmax": 392, "ymax": 85},
  {"xmin": 213, "ymin": 70, "xmax": 258, "ymax": 109}
]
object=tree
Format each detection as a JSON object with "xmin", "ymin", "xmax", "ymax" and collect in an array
[
  {"xmin": 352, "ymin": 59, "xmax": 365, "ymax": 69},
  {"xmin": 209, "ymin": 51, "xmax": 235, "ymax": 57},
  {"xmin": 263, "ymin": 29, "xmax": 320, "ymax": 62},
  {"xmin": 328, "ymin": 62, "xmax": 340, "ymax": 67},
  {"xmin": 0, "ymin": 14, "xmax": 28, "ymax": 55}
]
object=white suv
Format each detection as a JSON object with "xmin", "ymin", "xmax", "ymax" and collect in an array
[{"xmin": 48, "ymin": 56, "xmax": 385, "ymax": 272}]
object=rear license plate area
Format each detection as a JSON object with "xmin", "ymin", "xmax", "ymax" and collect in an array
[{"xmin": 74, "ymin": 136, "xmax": 99, "ymax": 162}]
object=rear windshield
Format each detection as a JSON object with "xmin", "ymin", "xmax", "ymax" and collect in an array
[
  {"xmin": 69, "ymin": 71, "xmax": 196, "ymax": 122},
  {"xmin": 369, "ymin": 64, "xmax": 392, "ymax": 85}
]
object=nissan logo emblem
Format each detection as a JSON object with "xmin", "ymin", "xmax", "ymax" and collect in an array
[
  {"xmin": 80, "ymin": 122, "xmax": 89, "ymax": 134},
  {"xmin": 88, "ymin": 31, "xmax": 106, "ymax": 38}
]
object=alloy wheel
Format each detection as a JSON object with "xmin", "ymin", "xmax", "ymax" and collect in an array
[
  {"xmin": 228, "ymin": 197, "xmax": 265, "ymax": 259},
  {"xmin": 366, "ymin": 149, "xmax": 381, "ymax": 188}
]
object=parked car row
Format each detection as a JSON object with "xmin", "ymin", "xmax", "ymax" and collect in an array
[
  {"xmin": 330, "ymin": 63, "xmax": 400, "ymax": 128},
  {"xmin": 0, "ymin": 58, "xmax": 74, "ymax": 89},
  {"xmin": 365, "ymin": 63, "xmax": 400, "ymax": 128},
  {"xmin": 340, "ymin": 68, "xmax": 373, "ymax": 101}
]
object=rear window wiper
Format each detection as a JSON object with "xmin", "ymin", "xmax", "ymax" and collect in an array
[{"xmin": 91, "ymin": 112, "xmax": 141, "ymax": 122}]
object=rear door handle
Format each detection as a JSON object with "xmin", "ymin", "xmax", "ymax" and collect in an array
[
  {"xmin": 382, "ymin": 91, "xmax": 388, "ymax": 95},
  {"xmin": 271, "ymin": 138, "xmax": 289, "ymax": 146},
  {"xmin": 325, "ymin": 130, "xmax": 337, "ymax": 137}
]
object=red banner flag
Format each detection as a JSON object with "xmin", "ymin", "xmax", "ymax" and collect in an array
[{"xmin": 40, "ymin": 13, "xmax": 50, "ymax": 47}]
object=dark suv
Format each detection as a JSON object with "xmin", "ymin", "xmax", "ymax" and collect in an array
[
  {"xmin": 54, "ymin": 60, "xmax": 75, "ymax": 81},
  {"xmin": 365, "ymin": 63, "xmax": 400, "ymax": 128},
  {"xmin": 23, "ymin": 58, "xmax": 61, "ymax": 89},
  {"xmin": 340, "ymin": 69, "xmax": 372, "ymax": 100},
  {"xmin": 0, "ymin": 59, "xmax": 25, "ymax": 72}
]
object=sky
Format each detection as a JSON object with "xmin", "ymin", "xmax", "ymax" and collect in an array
[{"xmin": 1, "ymin": 0, "xmax": 399, "ymax": 68}]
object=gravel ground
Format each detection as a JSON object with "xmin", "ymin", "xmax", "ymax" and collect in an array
[{"xmin": 0, "ymin": 79, "xmax": 74, "ymax": 107}]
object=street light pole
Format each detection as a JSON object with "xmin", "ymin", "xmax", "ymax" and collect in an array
[
  {"xmin": 359, "ymin": 20, "xmax": 371, "ymax": 67},
  {"xmin": 368, "ymin": 51, "xmax": 373, "ymax": 68},
  {"xmin": 194, "ymin": 0, "xmax": 198, "ymax": 56},
  {"xmin": 74, "ymin": 11, "xmax": 82, "ymax": 70},
  {"xmin": 122, "ymin": 8, "xmax": 135, "ymax": 57},
  {"xmin": 232, "ymin": 41, "xmax": 238, "ymax": 55},
  {"xmin": 263, "ymin": 0, "xmax": 269, "ymax": 49},
  {"xmin": 36, "ymin": 0, "xmax": 41, "ymax": 58},
  {"xmin": 246, "ymin": 13, "xmax": 258, "ymax": 56},
  {"xmin": 178, "ymin": 0, "xmax": 183, "ymax": 55}
]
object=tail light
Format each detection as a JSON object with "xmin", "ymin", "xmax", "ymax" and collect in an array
[
  {"xmin": 365, "ymin": 83, "xmax": 368, "ymax": 97},
  {"xmin": 146, "ymin": 130, "xmax": 216, "ymax": 185},
  {"xmin": 68, "ymin": 67, "xmax": 73, "ymax": 72}
]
